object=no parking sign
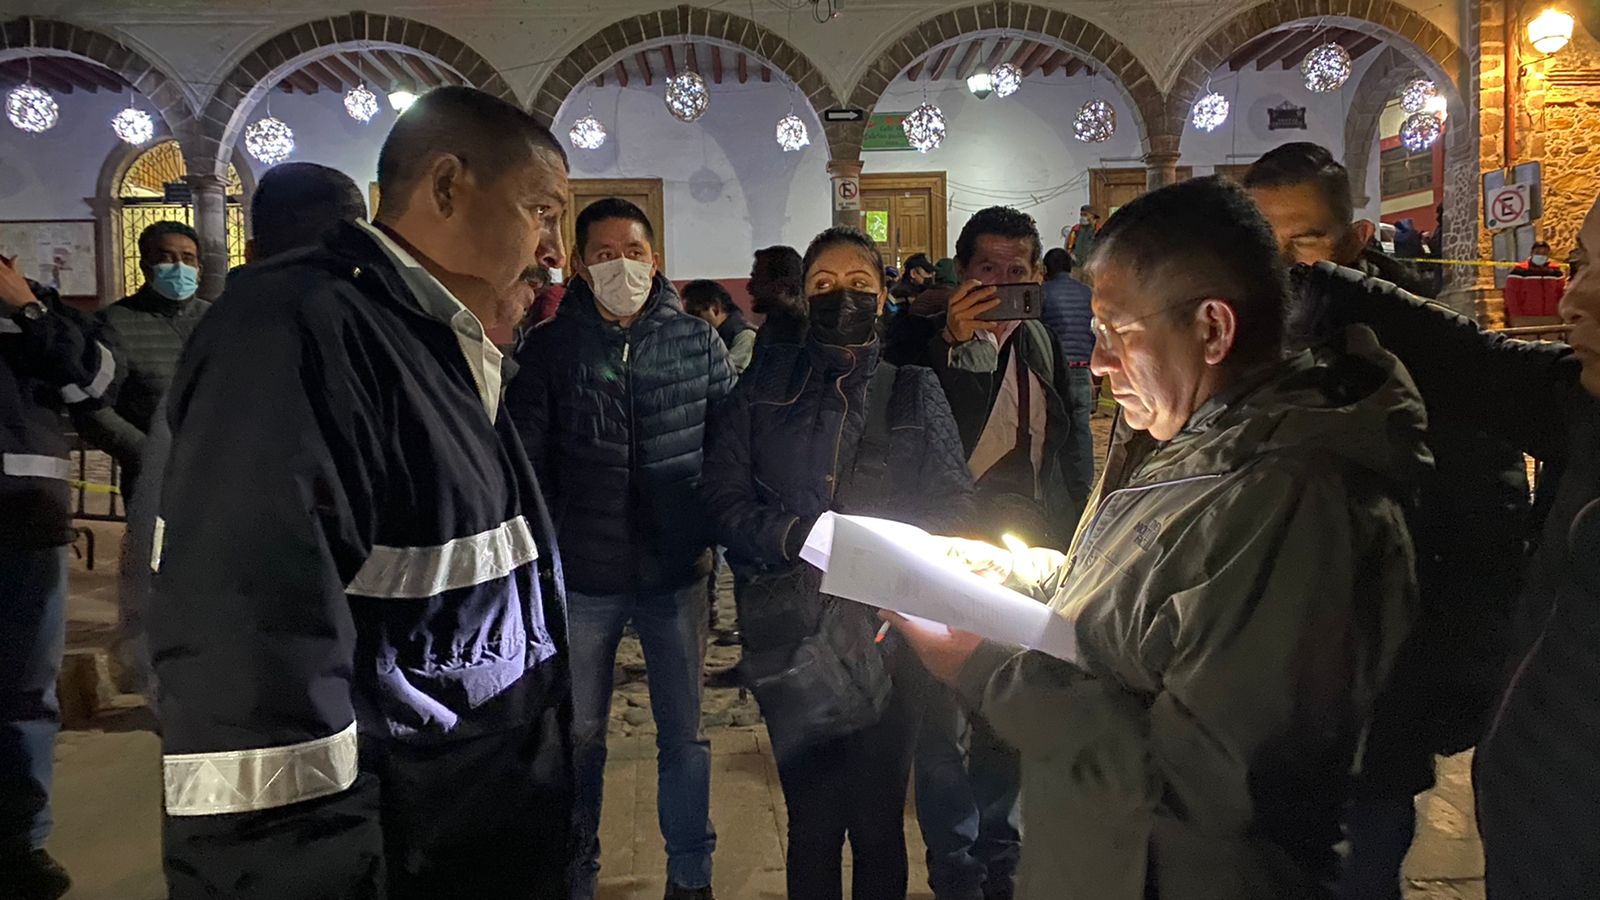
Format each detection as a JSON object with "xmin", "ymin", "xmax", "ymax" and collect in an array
[{"xmin": 1485, "ymin": 183, "xmax": 1532, "ymax": 231}]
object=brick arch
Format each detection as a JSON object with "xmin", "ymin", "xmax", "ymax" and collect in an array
[
  {"xmin": 193, "ymin": 12, "xmax": 514, "ymax": 177},
  {"xmin": 1342, "ymin": 47, "xmax": 1421, "ymax": 209},
  {"xmin": 527, "ymin": 5, "xmax": 843, "ymax": 151},
  {"xmin": 1168, "ymin": 0, "xmax": 1465, "ymax": 139},
  {"xmin": 843, "ymin": 2, "xmax": 1166, "ymax": 160},
  {"xmin": 1, "ymin": 17, "xmax": 193, "ymax": 139}
]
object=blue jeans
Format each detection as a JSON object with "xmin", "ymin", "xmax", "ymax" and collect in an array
[
  {"xmin": 914, "ymin": 683, "xmax": 1021, "ymax": 900},
  {"xmin": 1064, "ymin": 366, "xmax": 1096, "ymax": 507},
  {"xmin": 569, "ymin": 580, "xmax": 715, "ymax": 897},
  {"xmin": 0, "ymin": 546, "xmax": 68, "ymax": 856}
]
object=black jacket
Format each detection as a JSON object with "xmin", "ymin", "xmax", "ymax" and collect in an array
[
  {"xmin": 1292, "ymin": 262, "xmax": 1592, "ymax": 897},
  {"xmin": 508, "ymin": 273, "xmax": 735, "ymax": 596},
  {"xmin": 1, "ymin": 281, "xmax": 116, "ymax": 547},
  {"xmin": 1294, "ymin": 264, "xmax": 1534, "ymax": 782},
  {"xmin": 150, "ymin": 222, "xmax": 573, "ymax": 898},
  {"xmin": 703, "ymin": 336, "xmax": 973, "ymax": 580}
]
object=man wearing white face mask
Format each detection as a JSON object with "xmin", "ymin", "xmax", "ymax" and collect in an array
[
  {"xmin": 508, "ymin": 197, "xmax": 735, "ymax": 900},
  {"xmin": 73, "ymin": 220, "xmax": 208, "ymax": 498}
]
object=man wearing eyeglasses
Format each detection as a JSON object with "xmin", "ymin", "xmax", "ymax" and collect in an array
[{"xmin": 887, "ymin": 176, "xmax": 1428, "ymax": 899}]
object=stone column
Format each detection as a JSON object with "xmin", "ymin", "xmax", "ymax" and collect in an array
[
  {"xmin": 827, "ymin": 159, "xmax": 864, "ymax": 232},
  {"xmin": 185, "ymin": 173, "xmax": 230, "ymax": 301},
  {"xmin": 1143, "ymin": 135, "xmax": 1183, "ymax": 190},
  {"xmin": 83, "ymin": 196, "xmax": 119, "ymax": 307}
]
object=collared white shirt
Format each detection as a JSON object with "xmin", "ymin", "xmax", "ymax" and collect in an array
[{"xmin": 357, "ymin": 220, "xmax": 504, "ymax": 424}]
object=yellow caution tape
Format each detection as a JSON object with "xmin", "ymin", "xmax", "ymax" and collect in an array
[
  {"xmin": 1409, "ymin": 258, "xmax": 1523, "ymax": 268},
  {"xmin": 70, "ymin": 480, "xmax": 121, "ymax": 495}
]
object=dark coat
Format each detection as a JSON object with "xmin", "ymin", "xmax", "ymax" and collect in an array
[
  {"xmin": 1, "ymin": 280, "xmax": 116, "ymax": 547},
  {"xmin": 1040, "ymin": 272, "xmax": 1094, "ymax": 364},
  {"xmin": 1292, "ymin": 262, "xmax": 1596, "ymax": 896},
  {"xmin": 150, "ymin": 221, "xmax": 573, "ymax": 897},
  {"xmin": 508, "ymin": 273, "xmax": 735, "ymax": 596}
]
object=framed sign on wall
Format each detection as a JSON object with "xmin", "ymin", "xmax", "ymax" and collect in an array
[{"xmin": 0, "ymin": 220, "xmax": 98, "ymax": 299}]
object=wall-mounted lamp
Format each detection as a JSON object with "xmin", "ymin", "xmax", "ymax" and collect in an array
[
  {"xmin": 966, "ymin": 71, "xmax": 994, "ymax": 99},
  {"xmin": 1527, "ymin": 8, "xmax": 1575, "ymax": 54}
]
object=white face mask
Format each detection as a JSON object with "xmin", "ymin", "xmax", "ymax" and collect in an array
[
  {"xmin": 1531, "ymin": 254, "xmax": 1549, "ymax": 266},
  {"xmin": 587, "ymin": 257, "xmax": 654, "ymax": 319}
]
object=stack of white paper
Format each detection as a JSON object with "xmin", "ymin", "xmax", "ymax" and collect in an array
[{"xmin": 800, "ymin": 512, "xmax": 1079, "ymax": 663}]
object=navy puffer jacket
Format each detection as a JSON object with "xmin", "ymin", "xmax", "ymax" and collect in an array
[{"xmin": 508, "ymin": 274, "xmax": 735, "ymax": 596}]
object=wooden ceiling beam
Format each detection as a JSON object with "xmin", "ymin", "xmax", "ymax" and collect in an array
[
  {"xmin": 760, "ymin": 64, "xmax": 771, "ymax": 82},
  {"xmin": 301, "ymin": 60, "xmax": 346, "ymax": 92},
  {"xmin": 359, "ymin": 50, "xmax": 405, "ymax": 89},
  {"xmin": 1271, "ymin": 31, "xmax": 1331, "ymax": 70},
  {"xmin": 953, "ymin": 41, "xmax": 984, "ymax": 80},
  {"xmin": 662, "ymin": 45, "xmax": 678, "ymax": 79},
  {"xmin": 1344, "ymin": 34, "xmax": 1384, "ymax": 63},
  {"xmin": 1038, "ymin": 49, "xmax": 1068, "ymax": 77},
  {"xmin": 614, "ymin": 60, "xmax": 630, "ymax": 88},
  {"xmin": 636, "ymin": 50, "xmax": 654, "ymax": 86},
  {"xmin": 59, "ymin": 58, "xmax": 123, "ymax": 92},
  {"xmin": 736, "ymin": 52, "xmax": 748, "ymax": 84},
  {"xmin": 1019, "ymin": 41, "xmax": 1055, "ymax": 76},
  {"xmin": 26, "ymin": 65, "xmax": 74, "ymax": 94},
  {"xmin": 711, "ymin": 46, "xmax": 723, "ymax": 85},
  {"xmin": 686, "ymin": 43, "xmax": 699, "ymax": 76},
  {"xmin": 282, "ymin": 69, "xmax": 321, "ymax": 94},
  {"xmin": 394, "ymin": 53, "xmax": 439, "ymax": 89},
  {"xmin": 905, "ymin": 57, "xmax": 926, "ymax": 82},
  {"xmin": 928, "ymin": 45, "xmax": 957, "ymax": 80},
  {"xmin": 982, "ymin": 37, "xmax": 1011, "ymax": 71}
]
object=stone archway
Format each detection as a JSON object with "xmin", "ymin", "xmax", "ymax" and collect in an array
[
  {"xmin": 0, "ymin": 17, "xmax": 193, "ymax": 139},
  {"xmin": 1170, "ymin": 0, "xmax": 1477, "ymax": 300},
  {"xmin": 527, "ymin": 5, "xmax": 844, "ymax": 150},
  {"xmin": 846, "ymin": 2, "xmax": 1168, "ymax": 171},
  {"xmin": 1342, "ymin": 47, "xmax": 1422, "ymax": 212},
  {"xmin": 192, "ymin": 13, "xmax": 513, "ymax": 179}
]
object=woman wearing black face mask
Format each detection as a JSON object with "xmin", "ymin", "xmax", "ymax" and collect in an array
[{"xmin": 702, "ymin": 228, "xmax": 975, "ymax": 900}]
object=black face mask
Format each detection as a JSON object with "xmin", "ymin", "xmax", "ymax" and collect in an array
[{"xmin": 807, "ymin": 289, "xmax": 880, "ymax": 347}]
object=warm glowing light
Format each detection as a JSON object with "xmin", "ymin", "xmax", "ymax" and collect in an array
[
  {"xmin": 388, "ymin": 89, "xmax": 418, "ymax": 113},
  {"xmin": 1527, "ymin": 8, "xmax": 1575, "ymax": 54}
]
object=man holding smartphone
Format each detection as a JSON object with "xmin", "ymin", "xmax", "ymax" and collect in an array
[{"xmin": 887, "ymin": 206, "xmax": 1088, "ymax": 900}]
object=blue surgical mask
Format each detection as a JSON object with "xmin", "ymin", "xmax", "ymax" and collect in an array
[{"xmin": 151, "ymin": 262, "xmax": 199, "ymax": 301}]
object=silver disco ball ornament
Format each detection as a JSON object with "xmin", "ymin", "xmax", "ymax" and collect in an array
[
  {"xmin": 1399, "ymin": 78, "xmax": 1438, "ymax": 115},
  {"xmin": 1301, "ymin": 42, "xmax": 1352, "ymax": 93},
  {"xmin": 569, "ymin": 114, "xmax": 607, "ymax": 150},
  {"xmin": 775, "ymin": 113, "xmax": 809, "ymax": 152},
  {"xmin": 664, "ymin": 72, "xmax": 709, "ymax": 122},
  {"xmin": 990, "ymin": 62, "xmax": 1022, "ymax": 99},
  {"xmin": 1073, "ymin": 99, "xmax": 1116, "ymax": 143},
  {"xmin": 7, "ymin": 84, "xmax": 59, "ymax": 133},
  {"xmin": 1399, "ymin": 111, "xmax": 1442, "ymax": 152},
  {"xmin": 344, "ymin": 84, "xmax": 379, "ymax": 123},
  {"xmin": 244, "ymin": 116, "xmax": 295, "ymax": 164},
  {"xmin": 902, "ymin": 101, "xmax": 946, "ymax": 153},
  {"xmin": 111, "ymin": 106, "xmax": 155, "ymax": 145},
  {"xmin": 1191, "ymin": 91, "xmax": 1230, "ymax": 132}
]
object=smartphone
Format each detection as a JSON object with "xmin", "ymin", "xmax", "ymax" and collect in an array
[{"xmin": 975, "ymin": 283, "xmax": 1044, "ymax": 321}]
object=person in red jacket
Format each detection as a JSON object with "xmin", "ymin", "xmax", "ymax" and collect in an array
[{"xmin": 1504, "ymin": 240, "xmax": 1566, "ymax": 321}]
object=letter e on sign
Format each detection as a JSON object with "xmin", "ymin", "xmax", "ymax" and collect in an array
[
  {"xmin": 833, "ymin": 175, "xmax": 861, "ymax": 212},
  {"xmin": 1485, "ymin": 183, "xmax": 1532, "ymax": 231}
]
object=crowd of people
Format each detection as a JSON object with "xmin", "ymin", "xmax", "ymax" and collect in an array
[{"xmin": 1, "ymin": 84, "xmax": 1597, "ymax": 900}]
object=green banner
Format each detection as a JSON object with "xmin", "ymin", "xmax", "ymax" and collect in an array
[
  {"xmin": 865, "ymin": 210, "xmax": 890, "ymax": 243},
  {"xmin": 863, "ymin": 112, "xmax": 913, "ymax": 152}
]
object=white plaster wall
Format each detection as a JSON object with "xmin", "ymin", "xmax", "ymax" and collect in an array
[
  {"xmin": 862, "ymin": 75, "xmax": 1144, "ymax": 257},
  {"xmin": 0, "ymin": 89, "xmax": 137, "ymax": 221},
  {"xmin": 558, "ymin": 78, "xmax": 832, "ymax": 279}
]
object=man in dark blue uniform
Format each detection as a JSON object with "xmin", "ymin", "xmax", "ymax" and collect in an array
[{"xmin": 150, "ymin": 87, "xmax": 576, "ymax": 899}]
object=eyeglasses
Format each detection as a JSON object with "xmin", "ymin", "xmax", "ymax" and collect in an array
[{"xmin": 1089, "ymin": 295, "xmax": 1214, "ymax": 352}]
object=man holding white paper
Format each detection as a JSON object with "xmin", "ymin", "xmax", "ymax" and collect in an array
[{"xmin": 886, "ymin": 177, "xmax": 1429, "ymax": 899}]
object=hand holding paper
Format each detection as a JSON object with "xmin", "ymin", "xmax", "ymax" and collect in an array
[{"xmin": 800, "ymin": 512, "xmax": 1078, "ymax": 663}]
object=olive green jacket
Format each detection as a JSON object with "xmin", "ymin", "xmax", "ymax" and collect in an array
[{"xmin": 957, "ymin": 325, "xmax": 1431, "ymax": 899}]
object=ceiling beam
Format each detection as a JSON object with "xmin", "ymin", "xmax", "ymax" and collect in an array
[
  {"xmin": 1019, "ymin": 41, "xmax": 1055, "ymax": 76},
  {"xmin": 614, "ymin": 60, "xmax": 630, "ymax": 89},
  {"xmin": 359, "ymin": 50, "xmax": 405, "ymax": 89},
  {"xmin": 1008, "ymin": 39, "xmax": 1035, "ymax": 68},
  {"xmin": 60, "ymin": 58, "xmax": 123, "ymax": 92},
  {"xmin": 636, "ymin": 50, "xmax": 654, "ymax": 86},
  {"xmin": 318, "ymin": 53, "xmax": 366, "ymax": 90},
  {"xmin": 414, "ymin": 55, "xmax": 459, "ymax": 87},
  {"xmin": 1344, "ymin": 34, "xmax": 1383, "ymax": 63},
  {"xmin": 686, "ymin": 43, "xmax": 699, "ymax": 76},
  {"xmin": 662, "ymin": 45, "xmax": 677, "ymax": 79},
  {"xmin": 301, "ymin": 60, "xmax": 346, "ymax": 92},
  {"xmin": 27, "ymin": 65, "xmax": 74, "ymax": 94},
  {"xmin": 1039, "ymin": 49, "xmax": 1068, "ymax": 77},
  {"xmin": 1234, "ymin": 29, "xmax": 1305, "ymax": 71},
  {"xmin": 736, "ymin": 52, "xmax": 748, "ymax": 84},
  {"xmin": 1271, "ymin": 31, "xmax": 1330, "ymax": 70},
  {"xmin": 394, "ymin": 53, "xmax": 438, "ymax": 89},
  {"xmin": 594, "ymin": 73, "xmax": 604, "ymax": 88},
  {"xmin": 760, "ymin": 64, "xmax": 771, "ymax": 83},
  {"xmin": 982, "ymin": 37, "xmax": 1011, "ymax": 71},
  {"xmin": 711, "ymin": 46, "xmax": 723, "ymax": 85},
  {"xmin": 283, "ymin": 69, "xmax": 321, "ymax": 94},
  {"xmin": 953, "ymin": 41, "xmax": 984, "ymax": 80},
  {"xmin": 1064, "ymin": 58, "xmax": 1085, "ymax": 77},
  {"xmin": 929, "ymin": 45, "xmax": 958, "ymax": 81},
  {"xmin": 905, "ymin": 54, "xmax": 926, "ymax": 82}
]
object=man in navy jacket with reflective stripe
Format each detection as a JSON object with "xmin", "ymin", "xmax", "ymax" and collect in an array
[
  {"xmin": 0, "ymin": 262, "xmax": 115, "ymax": 900},
  {"xmin": 149, "ymin": 87, "xmax": 576, "ymax": 899}
]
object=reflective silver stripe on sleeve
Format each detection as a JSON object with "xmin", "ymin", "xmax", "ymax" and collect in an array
[
  {"xmin": 151, "ymin": 516, "xmax": 166, "ymax": 573},
  {"xmin": 0, "ymin": 318, "xmax": 20, "ymax": 334},
  {"xmin": 346, "ymin": 515, "xmax": 539, "ymax": 599},
  {"xmin": 60, "ymin": 342, "xmax": 116, "ymax": 403},
  {"xmin": 2, "ymin": 453, "xmax": 71, "ymax": 480},
  {"xmin": 163, "ymin": 721, "xmax": 359, "ymax": 816}
]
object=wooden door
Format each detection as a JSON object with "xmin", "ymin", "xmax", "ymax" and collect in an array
[
  {"xmin": 861, "ymin": 172, "xmax": 947, "ymax": 267},
  {"xmin": 561, "ymin": 178, "xmax": 666, "ymax": 273},
  {"xmin": 1088, "ymin": 167, "xmax": 1194, "ymax": 218}
]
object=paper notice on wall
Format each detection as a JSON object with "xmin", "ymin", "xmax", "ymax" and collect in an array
[{"xmin": 800, "ymin": 512, "xmax": 1079, "ymax": 663}]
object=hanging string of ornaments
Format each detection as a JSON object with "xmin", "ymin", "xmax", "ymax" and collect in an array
[
  {"xmin": 664, "ymin": 71, "xmax": 710, "ymax": 122},
  {"xmin": 1300, "ymin": 41, "xmax": 1352, "ymax": 92},
  {"xmin": 1074, "ymin": 99, "xmax": 1116, "ymax": 143},
  {"xmin": 245, "ymin": 116, "xmax": 295, "ymax": 164},
  {"xmin": 1398, "ymin": 77, "xmax": 1445, "ymax": 151},
  {"xmin": 570, "ymin": 111, "xmax": 607, "ymax": 150},
  {"xmin": 344, "ymin": 84, "xmax": 379, "ymax": 123},
  {"xmin": 1190, "ymin": 91, "xmax": 1230, "ymax": 132},
  {"xmin": 776, "ymin": 112, "xmax": 809, "ymax": 152}
]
